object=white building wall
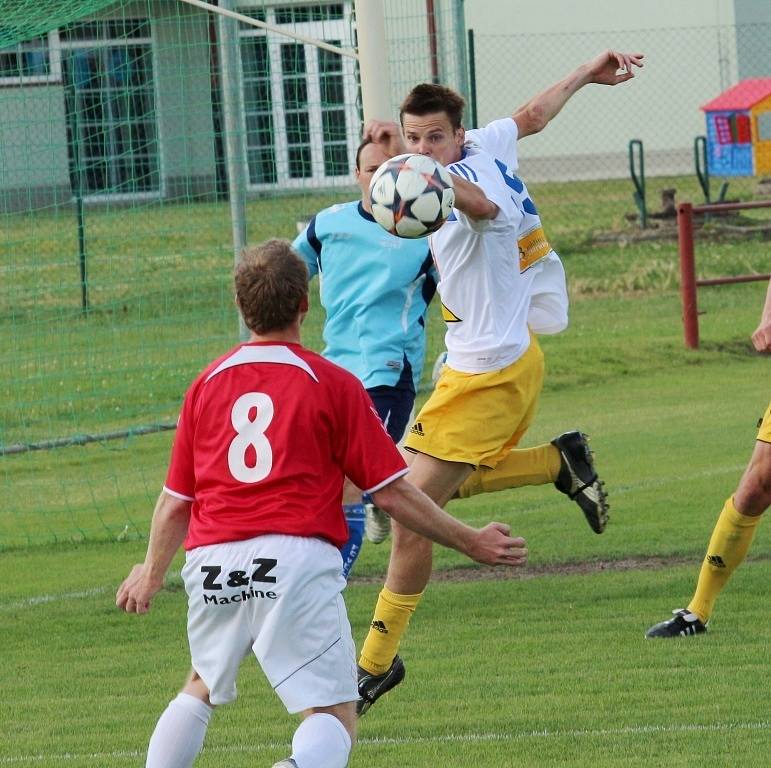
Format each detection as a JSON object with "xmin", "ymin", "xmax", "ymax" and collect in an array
[
  {"xmin": 0, "ymin": 87, "xmax": 70, "ymax": 194},
  {"xmin": 460, "ymin": 0, "xmax": 769, "ymax": 180}
]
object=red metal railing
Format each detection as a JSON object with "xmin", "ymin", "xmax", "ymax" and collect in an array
[{"xmin": 677, "ymin": 200, "xmax": 771, "ymax": 348}]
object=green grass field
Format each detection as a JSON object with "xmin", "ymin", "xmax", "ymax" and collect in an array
[{"xmin": 1, "ymin": 176, "xmax": 770, "ymax": 766}]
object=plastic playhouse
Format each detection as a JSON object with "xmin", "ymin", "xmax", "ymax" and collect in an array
[{"xmin": 701, "ymin": 78, "xmax": 771, "ymax": 176}]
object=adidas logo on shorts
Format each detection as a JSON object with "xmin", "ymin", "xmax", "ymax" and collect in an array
[{"xmin": 410, "ymin": 421, "xmax": 425, "ymax": 436}]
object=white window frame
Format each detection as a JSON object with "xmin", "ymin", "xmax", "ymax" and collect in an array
[
  {"xmin": 59, "ymin": 18, "xmax": 163, "ymax": 202},
  {"xmin": 237, "ymin": 2, "xmax": 358, "ymax": 191},
  {"xmin": 0, "ymin": 30, "xmax": 62, "ymax": 86}
]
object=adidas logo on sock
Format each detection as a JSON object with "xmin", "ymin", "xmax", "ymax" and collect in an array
[
  {"xmin": 410, "ymin": 422, "xmax": 424, "ymax": 436},
  {"xmin": 371, "ymin": 619, "xmax": 389, "ymax": 634},
  {"xmin": 706, "ymin": 554, "xmax": 726, "ymax": 568}
]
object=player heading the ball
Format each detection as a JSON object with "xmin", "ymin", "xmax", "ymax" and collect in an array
[{"xmin": 370, "ymin": 153, "xmax": 455, "ymax": 238}]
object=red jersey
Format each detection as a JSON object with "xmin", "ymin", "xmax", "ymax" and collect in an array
[{"xmin": 164, "ymin": 342, "xmax": 408, "ymax": 550}]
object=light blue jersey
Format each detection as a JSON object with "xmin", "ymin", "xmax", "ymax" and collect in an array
[{"xmin": 293, "ymin": 201, "xmax": 436, "ymax": 390}]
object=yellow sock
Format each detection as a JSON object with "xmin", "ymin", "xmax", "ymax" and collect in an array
[
  {"xmin": 687, "ymin": 496, "xmax": 762, "ymax": 623},
  {"xmin": 457, "ymin": 444, "xmax": 561, "ymax": 498},
  {"xmin": 358, "ymin": 587, "xmax": 423, "ymax": 675}
]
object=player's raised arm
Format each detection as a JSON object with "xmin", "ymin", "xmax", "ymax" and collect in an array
[
  {"xmin": 513, "ymin": 50, "xmax": 645, "ymax": 138},
  {"xmin": 372, "ymin": 477, "xmax": 527, "ymax": 567},
  {"xmin": 751, "ymin": 275, "xmax": 771, "ymax": 352}
]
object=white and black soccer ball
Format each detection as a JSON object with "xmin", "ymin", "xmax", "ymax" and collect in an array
[{"xmin": 369, "ymin": 153, "xmax": 455, "ymax": 238}]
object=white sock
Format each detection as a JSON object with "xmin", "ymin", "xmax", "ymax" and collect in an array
[
  {"xmin": 145, "ymin": 692, "xmax": 213, "ymax": 768},
  {"xmin": 291, "ymin": 712, "xmax": 352, "ymax": 768}
]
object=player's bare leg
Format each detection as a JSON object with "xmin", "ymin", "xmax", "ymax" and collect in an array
[
  {"xmin": 303, "ymin": 702, "xmax": 357, "ymax": 744},
  {"xmin": 733, "ymin": 438, "xmax": 771, "ymax": 515},
  {"xmin": 385, "ymin": 452, "xmax": 470, "ymax": 593},
  {"xmin": 145, "ymin": 669, "xmax": 214, "ymax": 768},
  {"xmin": 647, "ymin": 438, "xmax": 770, "ymax": 638},
  {"xmin": 357, "ymin": 452, "xmax": 472, "ymax": 714},
  {"xmin": 181, "ymin": 669, "xmax": 212, "ymax": 703}
]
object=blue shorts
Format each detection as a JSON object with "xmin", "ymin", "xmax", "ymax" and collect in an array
[{"xmin": 367, "ymin": 359, "xmax": 416, "ymax": 444}]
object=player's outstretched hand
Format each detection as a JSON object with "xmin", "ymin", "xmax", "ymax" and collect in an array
[
  {"xmin": 587, "ymin": 50, "xmax": 644, "ymax": 86},
  {"xmin": 363, "ymin": 119, "xmax": 407, "ymax": 158},
  {"xmin": 468, "ymin": 522, "xmax": 528, "ymax": 567},
  {"xmin": 751, "ymin": 320, "xmax": 771, "ymax": 352},
  {"xmin": 116, "ymin": 563, "xmax": 163, "ymax": 615}
]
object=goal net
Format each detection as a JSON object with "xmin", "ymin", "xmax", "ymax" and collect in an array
[{"xmin": 0, "ymin": 0, "xmax": 463, "ymax": 548}]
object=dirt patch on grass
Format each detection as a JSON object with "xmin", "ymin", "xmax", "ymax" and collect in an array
[{"xmin": 350, "ymin": 553, "xmax": 770, "ymax": 585}]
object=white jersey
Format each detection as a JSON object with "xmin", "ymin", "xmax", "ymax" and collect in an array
[
  {"xmin": 429, "ymin": 141, "xmax": 530, "ymax": 373},
  {"xmin": 468, "ymin": 118, "xmax": 569, "ymax": 335},
  {"xmin": 468, "ymin": 117, "xmax": 522, "ymax": 171}
]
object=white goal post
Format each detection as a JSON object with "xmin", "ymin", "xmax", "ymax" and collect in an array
[
  {"xmin": 353, "ymin": 0, "xmax": 393, "ymax": 122},
  {"xmin": 176, "ymin": 0, "xmax": 358, "ymax": 58}
]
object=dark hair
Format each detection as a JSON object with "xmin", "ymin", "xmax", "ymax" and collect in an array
[
  {"xmin": 355, "ymin": 137, "xmax": 374, "ymax": 170},
  {"xmin": 399, "ymin": 83, "xmax": 466, "ymax": 130},
  {"xmin": 235, "ymin": 239, "xmax": 308, "ymax": 334}
]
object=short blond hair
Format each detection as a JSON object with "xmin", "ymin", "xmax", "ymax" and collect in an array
[{"xmin": 235, "ymin": 239, "xmax": 308, "ymax": 334}]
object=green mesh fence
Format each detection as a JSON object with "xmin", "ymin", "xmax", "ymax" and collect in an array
[
  {"xmin": 467, "ymin": 23, "xmax": 771, "ymax": 183},
  {"xmin": 0, "ymin": 0, "xmax": 122, "ymax": 49},
  {"xmin": 2, "ymin": 1, "xmax": 770, "ymax": 550},
  {"xmin": 0, "ymin": 0, "xmax": 459, "ymax": 549}
]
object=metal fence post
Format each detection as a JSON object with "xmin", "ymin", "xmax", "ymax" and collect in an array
[
  {"xmin": 677, "ymin": 202, "xmax": 699, "ymax": 349},
  {"xmin": 467, "ymin": 28, "xmax": 477, "ymax": 129},
  {"xmin": 628, "ymin": 139, "xmax": 646, "ymax": 228}
]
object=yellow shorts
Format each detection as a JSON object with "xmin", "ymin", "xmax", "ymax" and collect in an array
[
  {"xmin": 758, "ymin": 401, "xmax": 771, "ymax": 443},
  {"xmin": 404, "ymin": 337, "xmax": 544, "ymax": 469}
]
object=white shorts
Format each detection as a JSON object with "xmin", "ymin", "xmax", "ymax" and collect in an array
[
  {"xmin": 182, "ymin": 534, "xmax": 358, "ymax": 712},
  {"xmin": 527, "ymin": 252, "xmax": 569, "ymax": 335}
]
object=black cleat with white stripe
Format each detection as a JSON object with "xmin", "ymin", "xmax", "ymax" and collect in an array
[
  {"xmin": 551, "ymin": 430, "xmax": 609, "ymax": 534},
  {"xmin": 356, "ymin": 655, "xmax": 405, "ymax": 716},
  {"xmin": 646, "ymin": 609, "xmax": 708, "ymax": 638}
]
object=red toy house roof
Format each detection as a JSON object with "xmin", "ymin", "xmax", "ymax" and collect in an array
[{"xmin": 701, "ymin": 78, "xmax": 771, "ymax": 111}]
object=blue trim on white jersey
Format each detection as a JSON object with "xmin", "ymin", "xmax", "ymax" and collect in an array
[
  {"xmin": 450, "ymin": 162, "xmax": 471, "ymax": 181},
  {"xmin": 459, "ymin": 162, "xmax": 478, "ymax": 182},
  {"xmin": 494, "ymin": 158, "xmax": 524, "ymax": 193}
]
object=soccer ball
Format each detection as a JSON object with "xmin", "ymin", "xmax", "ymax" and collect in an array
[{"xmin": 369, "ymin": 153, "xmax": 455, "ymax": 238}]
